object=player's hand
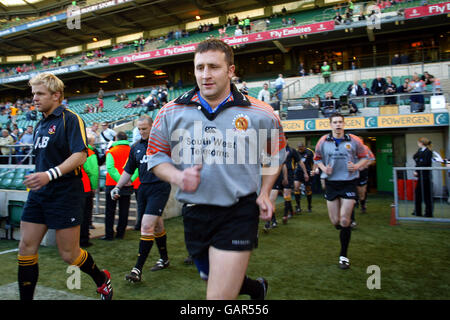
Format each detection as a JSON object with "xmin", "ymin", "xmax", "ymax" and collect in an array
[
  {"xmin": 325, "ymin": 164, "xmax": 333, "ymax": 175},
  {"xmin": 111, "ymin": 187, "xmax": 120, "ymax": 200},
  {"xmin": 256, "ymin": 193, "xmax": 273, "ymax": 221},
  {"xmin": 304, "ymin": 173, "xmax": 309, "ymax": 182},
  {"xmin": 23, "ymin": 172, "xmax": 50, "ymax": 191},
  {"xmin": 178, "ymin": 164, "xmax": 202, "ymax": 193},
  {"xmin": 414, "ymin": 171, "xmax": 418, "ymax": 177},
  {"xmin": 347, "ymin": 161, "xmax": 358, "ymax": 172}
]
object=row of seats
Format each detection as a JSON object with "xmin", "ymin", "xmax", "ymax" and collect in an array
[{"xmin": 0, "ymin": 168, "xmax": 28, "ymax": 190}]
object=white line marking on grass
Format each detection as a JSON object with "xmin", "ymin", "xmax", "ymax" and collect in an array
[{"xmin": 0, "ymin": 248, "xmax": 19, "ymax": 255}]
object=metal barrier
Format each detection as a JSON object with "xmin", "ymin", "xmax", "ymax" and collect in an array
[
  {"xmin": 0, "ymin": 144, "xmax": 34, "ymax": 165},
  {"xmin": 393, "ymin": 167, "xmax": 450, "ymax": 223}
]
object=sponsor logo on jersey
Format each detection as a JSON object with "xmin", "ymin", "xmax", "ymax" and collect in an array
[
  {"xmin": 232, "ymin": 114, "xmax": 250, "ymax": 132},
  {"xmin": 48, "ymin": 125, "xmax": 56, "ymax": 135}
]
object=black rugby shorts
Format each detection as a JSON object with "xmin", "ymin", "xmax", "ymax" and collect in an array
[{"xmin": 182, "ymin": 193, "xmax": 259, "ymax": 259}]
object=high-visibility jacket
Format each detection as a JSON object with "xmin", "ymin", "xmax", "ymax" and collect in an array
[
  {"xmin": 105, "ymin": 140, "xmax": 130, "ymax": 186},
  {"xmin": 81, "ymin": 145, "xmax": 99, "ymax": 192}
]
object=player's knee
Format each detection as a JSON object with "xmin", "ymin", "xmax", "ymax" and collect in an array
[
  {"xmin": 61, "ymin": 249, "xmax": 78, "ymax": 265},
  {"xmin": 141, "ymin": 223, "xmax": 155, "ymax": 235},
  {"xmin": 340, "ymin": 218, "xmax": 351, "ymax": 228}
]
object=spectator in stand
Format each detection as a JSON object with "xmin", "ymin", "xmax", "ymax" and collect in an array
[
  {"xmin": 321, "ymin": 61, "xmax": 332, "ymax": 83},
  {"xmin": 391, "ymin": 53, "xmax": 401, "ymax": 65},
  {"xmin": 146, "ymin": 95, "xmax": 160, "ymax": 112},
  {"xmin": 384, "ymin": 76, "xmax": 397, "ymax": 105},
  {"xmin": 98, "ymin": 87, "xmax": 104, "ymax": 100},
  {"xmin": 244, "ymin": 17, "xmax": 251, "ymax": 34},
  {"xmin": 275, "ymin": 74, "xmax": 285, "ymax": 101},
  {"xmin": 257, "ymin": 83, "xmax": 271, "ymax": 103},
  {"xmin": 99, "ymin": 122, "xmax": 116, "ymax": 156},
  {"xmin": 360, "ymin": 82, "xmax": 371, "ymax": 96},
  {"xmin": 86, "ymin": 122, "xmax": 100, "ymax": 146},
  {"xmin": 398, "ymin": 78, "xmax": 411, "ymax": 93},
  {"xmin": 219, "ymin": 25, "xmax": 227, "ymax": 38},
  {"xmin": 371, "ymin": 76, "xmax": 387, "ymax": 95},
  {"xmin": 321, "ymin": 91, "xmax": 340, "ymax": 117},
  {"xmin": 400, "ymin": 53, "xmax": 409, "ymax": 64},
  {"xmin": 235, "ymin": 26, "xmax": 243, "ymax": 37},
  {"xmin": 312, "ymin": 94, "xmax": 321, "ymax": 108},
  {"xmin": 347, "ymin": 80, "xmax": 363, "ymax": 97},
  {"xmin": 334, "ymin": 12, "xmax": 343, "ymax": 25},
  {"xmin": 344, "ymin": 8, "xmax": 353, "ymax": 24},
  {"xmin": 421, "ymin": 72, "xmax": 434, "ymax": 85},
  {"xmin": 17, "ymin": 125, "xmax": 34, "ymax": 163},
  {"xmin": 157, "ymin": 87, "xmax": 168, "ymax": 105},
  {"xmin": 240, "ymin": 81, "xmax": 249, "ymax": 95},
  {"xmin": 96, "ymin": 98, "xmax": 104, "ymax": 113},
  {"xmin": 409, "ymin": 73, "xmax": 426, "ymax": 112},
  {"xmin": 0, "ymin": 129, "xmax": 14, "ymax": 164},
  {"xmin": 299, "ymin": 62, "xmax": 306, "ymax": 76}
]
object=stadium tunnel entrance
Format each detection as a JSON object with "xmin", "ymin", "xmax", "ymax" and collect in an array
[{"xmin": 286, "ymin": 125, "xmax": 448, "ymax": 196}]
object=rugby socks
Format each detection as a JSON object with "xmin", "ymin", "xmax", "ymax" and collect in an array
[
  {"xmin": 339, "ymin": 227, "xmax": 352, "ymax": 258},
  {"xmin": 294, "ymin": 191, "xmax": 301, "ymax": 209},
  {"xmin": 155, "ymin": 230, "xmax": 168, "ymax": 261},
  {"xmin": 72, "ymin": 249, "xmax": 106, "ymax": 287},
  {"xmin": 239, "ymin": 276, "xmax": 264, "ymax": 299},
  {"xmin": 18, "ymin": 254, "xmax": 39, "ymax": 300},
  {"xmin": 351, "ymin": 209, "xmax": 355, "ymax": 222},
  {"xmin": 135, "ymin": 235, "xmax": 154, "ymax": 271},
  {"xmin": 284, "ymin": 196, "xmax": 293, "ymax": 216},
  {"xmin": 306, "ymin": 195, "xmax": 312, "ymax": 209}
]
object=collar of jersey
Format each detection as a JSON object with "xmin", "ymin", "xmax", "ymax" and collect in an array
[
  {"xmin": 46, "ymin": 105, "xmax": 65, "ymax": 118},
  {"xmin": 111, "ymin": 140, "xmax": 130, "ymax": 147},
  {"xmin": 175, "ymin": 83, "xmax": 251, "ymax": 121}
]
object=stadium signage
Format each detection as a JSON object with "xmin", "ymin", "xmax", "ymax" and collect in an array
[
  {"xmin": 109, "ymin": 44, "xmax": 198, "ymax": 64},
  {"xmin": 0, "ymin": 0, "xmax": 133, "ymax": 37},
  {"xmin": 0, "ymin": 65, "xmax": 79, "ymax": 84},
  {"xmin": 405, "ymin": 1, "xmax": 450, "ymax": 19},
  {"xmin": 110, "ymin": 21, "xmax": 334, "ymax": 65},
  {"xmin": 282, "ymin": 113, "xmax": 449, "ymax": 132}
]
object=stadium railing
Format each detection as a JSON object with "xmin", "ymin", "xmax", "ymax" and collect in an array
[{"xmin": 393, "ymin": 166, "xmax": 450, "ymax": 223}]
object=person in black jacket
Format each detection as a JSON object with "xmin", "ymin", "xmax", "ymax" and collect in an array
[
  {"xmin": 413, "ymin": 137, "xmax": 433, "ymax": 217},
  {"xmin": 371, "ymin": 76, "xmax": 387, "ymax": 95},
  {"xmin": 384, "ymin": 76, "xmax": 397, "ymax": 105}
]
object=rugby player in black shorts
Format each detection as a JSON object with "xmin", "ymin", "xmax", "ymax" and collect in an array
[
  {"xmin": 111, "ymin": 115, "xmax": 172, "ymax": 283},
  {"xmin": 19, "ymin": 73, "xmax": 112, "ymax": 300},
  {"xmin": 314, "ymin": 113, "xmax": 369, "ymax": 269},
  {"xmin": 294, "ymin": 142, "xmax": 314, "ymax": 213},
  {"xmin": 280, "ymin": 140, "xmax": 304, "ymax": 224},
  {"xmin": 147, "ymin": 39, "xmax": 286, "ymax": 299}
]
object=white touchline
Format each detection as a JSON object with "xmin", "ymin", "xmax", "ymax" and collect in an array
[{"xmin": 0, "ymin": 248, "xmax": 19, "ymax": 255}]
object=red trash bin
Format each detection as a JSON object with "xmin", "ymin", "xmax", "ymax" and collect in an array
[
  {"xmin": 406, "ymin": 179, "xmax": 418, "ymax": 201},
  {"xmin": 398, "ymin": 179, "xmax": 405, "ymax": 200}
]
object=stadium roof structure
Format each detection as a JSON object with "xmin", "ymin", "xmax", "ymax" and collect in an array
[
  {"xmin": 0, "ymin": 0, "xmax": 449, "ymax": 91},
  {"xmin": 0, "ymin": 0, "xmax": 299, "ymax": 56}
]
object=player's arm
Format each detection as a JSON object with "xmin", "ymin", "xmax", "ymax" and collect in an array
[
  {"xmin": 24, "ymin": 151, "xmax": 87, "ymax": 191},
  {"xmin": 25, "ymin": 111, "xmax": 89, "ymax": 191},
  {"xmin": 298, "ymin": 160, "xmax": 309, "ymax": 181},
  {"xmin": 257, "ymin": 164, "xmax": 283, "ymax": 221},
  {"xmin": 153, "ymin": 162, "xmax": 202, "ymax": 193},
  {"xmin": 257, "ymin": 115, "xmax": 286, "ymax": 221}
]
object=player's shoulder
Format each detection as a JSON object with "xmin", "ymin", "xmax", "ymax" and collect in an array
[
  {"xmin": 247, "ymin": 95, "xmax": 275, "ymax": 111},
  {"xmin": 348, "ymin": 134, "xmax": 364, "ymax": 144}
]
